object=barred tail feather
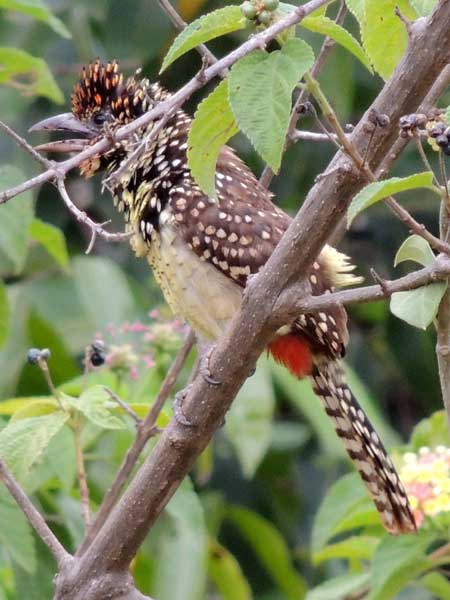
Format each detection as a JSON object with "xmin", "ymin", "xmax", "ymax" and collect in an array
[{"xmin": 309, "ymin": 361, "xmax": 416, "ymax": 535}]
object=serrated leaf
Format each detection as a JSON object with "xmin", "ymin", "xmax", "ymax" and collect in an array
[
  {"xmin": 0, "ymin": 165, "xmax": 34, "ymax": 274},
  {"xmin": 188, "ymin": 79, "xmax": 239, "ymax": 197},
  {"xmin": 313, "ymin": 535, "xmax": 379, "ymax": 565},
  {"xmin": 410, "ymin": 0, "xmax": 438, "ymax": 16},
  {"xmin": 208, "ymin": 540, "xmax": 252, "ymax": 600},
  {"xmin": 0, "ymin": 497, "xmax": 36, "ymax": 573},
  {"xmin": 347, "ymin": 172, "xmax": 434, "ymax": 226},
  {"xmin": 153, "ymin": 479, "xmax": 208, "ymax": 600},
  {"xmin": 345, "ymin": 0, "xmax": 366, "ymax": 24},
  {"xmin": 0, "ymin": 412, "xmax": 69, "ymax": 482},
  {"xmin": 225, "ymin": 356, "xmax": 275, "ymax": 478},
  {"xmin": 311, "ymin": 473, "xmax": 368, "ymax": 553},
  {"xmin": 0, "ymin": 0, "xmax": 71, "ymax": 37},
  {"xmin": 0, "ymin": 47, "xmax": 63, "ymax": 103},
  {"xmin": 161, "ymin": 5, "xmax": 245, "ymax": 72},
  {"xmin": 394, "ymin": 235, "xmax": 435, "ymax": 268},
  {"xmin": 368, "ymin": 533, "xmax": 433, "ymax": 600},
  {"xmin": 227, "ymin": 505, "xmax": 307, "ymax": 600},
  {"xmin": 306, "ymin": 572, "xmax": 370, "ymax": 600},
  {"xmin": 229, "ymin": 38, "xmax": 315, "ymax": 172},
  {"xmin": 72, "ymin": 385, "xmax": 125, "ymax": 430},
  {"xmin": 29, "ymin": 218, "xmax": 69, "ymax": 271},
  {"xmin": 301, "ymin": 15, "xmax": 372, "ymax": 71},
  {"xmin": 390, "ymin": 282, "xmax": 447, "ymax": 329},
  {"xmin": 362, "ymin": 0, "xmax": 416, "ymax": 80},
  {"xmin": 0, "ymin": 281, "xmax": 10, "ymax": 348}
]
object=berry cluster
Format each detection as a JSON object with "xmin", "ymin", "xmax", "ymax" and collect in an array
[
  {"xmin": 428, "ymin": 120, "xmax": 450, "ymax": 156},
  {"xmin": 399, "ymin": 113, "xmax": 428, "ymax": 138},
  {"xmin": 241, "ymin": 0, "xmax": 279, "ymax": 26}
]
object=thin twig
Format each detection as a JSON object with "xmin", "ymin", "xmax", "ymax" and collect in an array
[
  {"xmin": 104, "ymin": 387, "xmax": 141, "ymax": 425},
  {"xmin": 0, "ymin": 459, "xmax": 70, "ymax": 566},
  {"xmin": 414, "ymin": 134, "xmax": 438, "ymax": 184},
  {"xmin": 74, "ymin": 417, "xmax": 91, "ymax": 529},
  {"xmin": 0, "ymin": 119, "xmax": 52, "ymax": 168},
  {"xmin": 278, "ymin": 254, "xmax": 450, "ymax": 316},
  {"xmin": 77, "ymin": 329, "xmax": 195, "ymax": 555},
  {"xmin": 289, "ymin": 129, "xmax": 338, "ymax": 143},
  {"xmin": 305, "ymin": 72, "xmax": 450, "ymax": 255}
]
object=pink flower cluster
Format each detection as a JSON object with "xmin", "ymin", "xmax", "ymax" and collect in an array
[
  {"xmin": 98, "ymin": 309, "xmax": 188, "ymax": 381},
  {"xmin": 400, "ymin": 446, "xmax": 450, "ymax": 528}
]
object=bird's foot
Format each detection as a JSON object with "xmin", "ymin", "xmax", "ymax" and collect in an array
[
  {"xmin": 173, "ymin": 385, "xmax": 194, "ymax": 427},
  {"xmin": 199, "ymin": 344, "xmax": 220, "ymax": 386}
]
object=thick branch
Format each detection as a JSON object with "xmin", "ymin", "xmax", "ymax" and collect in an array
[
  {"xmin": 0, "ymin": 459, "xmax": 70, "ymax": 567},
  {"xmin": 53, "ymin": 4, "xmax": 450, "ymax": 597}
]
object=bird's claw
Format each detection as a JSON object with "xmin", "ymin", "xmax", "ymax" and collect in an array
[
  {"xmin": 173, "ymin": 386, "xmax": 194, "ymax": 427},
  {"xmin": 200, "ymin": 344, "xmax": 220, "ymax": 386}
]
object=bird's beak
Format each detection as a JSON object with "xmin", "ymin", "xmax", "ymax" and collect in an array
[{"xmin": 29, "ymin": 112, "xmax": 95, "ymax": 153}]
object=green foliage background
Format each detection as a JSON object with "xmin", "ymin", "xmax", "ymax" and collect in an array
[{"xmin": 0, "ymin": 0, "xmax": 449, "ymax": 599}]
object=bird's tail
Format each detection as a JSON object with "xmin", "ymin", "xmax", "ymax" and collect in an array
[{"xmin": 309, "ymin": 360, "xmax": 416, "ymax": 534}]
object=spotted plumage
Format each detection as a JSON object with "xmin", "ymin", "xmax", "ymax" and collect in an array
[{"xmin": 31, "ymin": 61, "xmax": 416, "ymax": 535}]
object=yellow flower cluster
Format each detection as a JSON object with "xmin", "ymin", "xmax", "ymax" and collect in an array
[{"xmin": 400, "ymin": 446, "xmax": 450, "ymax": 527}]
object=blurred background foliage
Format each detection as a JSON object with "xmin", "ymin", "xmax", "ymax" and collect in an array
[{"xmin": 0, "ymin": 1, "xmax": 449, "ymax": 599}]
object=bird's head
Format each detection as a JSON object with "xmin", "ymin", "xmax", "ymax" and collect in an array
[{"xmin": 30, "ymin": 59, "xmax": 168, "ymax": 176}]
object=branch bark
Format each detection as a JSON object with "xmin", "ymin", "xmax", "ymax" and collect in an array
[{"xmin": 51, "ymin": 3, "xmax": 450, "ymax": 598}]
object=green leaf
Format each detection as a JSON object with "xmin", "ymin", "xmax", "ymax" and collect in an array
[
  {"xmin": 301, "ymin": 15, "xmax": 372, "ymax": 71},
  {"xmin": 0, "ymin": 165, "xmax": 34, "ymax": 274},
  {"xmin": 0, "ymin": 47, "xmax": 63, "ymax": 103},
  {"xmin": 311, "ymin": 473, "xmax": 367, "ymax": 554},
  {"xmin": 161, "ymin": 5, "xmax": 245, "ymax": 72},
  {"xmin": 0, "ymin": 412, "xmax": 69, "ymax": 482},
  {"xmin": 313, "ymin": 535, "xmax": 379, "ymax": 565},
  {"xmin": 0, "ymin": 280, "xmax": 10, "ymax": 348},
  {"xmin": 229, "ymin": 38, "xmax": 315, "ymax": 173},
  {"xmin": 368, "ymin": 533, "xmax": 433, "ymax": 600},
  {"xmin": 73, "ymin": 256, "xmax": 136, "ymax": 331},
  {"xmin": 225, "ymin": 356, "xmax": 275, "ymax": 478},
  {"xmin": 410, "ymin": 410, "xmax": 450, "ymax": 449},
  {"xmin": 29, "ymin": 218, "xmax": 69, "ymax": 271},
  {"xmin": 306, "ymin": 572, "xmax": 370, "ymax": 600},
  {"xmin": 390, "ymin": 282, "xmax": 447, "ymax": 329},
  {"xmin": 70, "ymin": 386, "xmax": 125, "ymax": 430},
  {"xmin": 347, "ymin": 172, "xmax": 434, "ymax": 226},
  {"xmin": 12, "ymin": 539, "xmax": 55, "ymax": 599},
  {"xmin": 227, "ymin": 505, "xmax": 307, "ymax": 600},
  {"xmin": 0, "ymin": 497, "xmax": 36, "ymax": 573},
  {"xmin": 208, "ymin": 540, "xmax": 252, "ymax": 600},
  {"xmin": 0, "ymin": 0, "xmax": 71, "ymax": 37},
  {"xmin": 11, "ymin": 398, "xmax": 59, "ymax": 421},
  {"xmin": 153, "ymin": 479, "xmax": 208, "ymax": 600},
  {"xmin": 410, "ymin": 0, "xmax": 438, "ymax": 16},
  {"xmin": 394, "ymin": 235, "xmax": 435, "ymax": 268},
  {"xmin": 188, "ymin": 79, "xmax": 239, "ymax": 198},
  {"xmin": 362, "ymin": 0, "xmax": 416, "ymax": 80},
  {"xmin": 345, "ymin": 0, "xmax": 366, "ymax": 25},
  {"xmin": 420, "ymin": 572, "xmax": 450, "ymax": 599}
]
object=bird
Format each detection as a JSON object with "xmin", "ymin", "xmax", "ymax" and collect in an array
[{"xmin": 30, "ymin": 59, "xmax": 416, "ymax": 535}]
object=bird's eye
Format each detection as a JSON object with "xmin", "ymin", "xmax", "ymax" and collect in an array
[{"xmin": 93, "ymin": 112, "xmax": 107, "ymax": 126}]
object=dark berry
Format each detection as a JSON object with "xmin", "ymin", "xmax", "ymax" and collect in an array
[
  {"xmin": 429, "ymin": 122, "xmax": 447, "ymax": 138},
  {"xmin": 443, "ymin": 144, "xmax": 450, "ymax": 156},
  {"xmin": 436, "ymin": 134, "xmax": 449, "ymax": 147},
  {"xmin": 27, "ymin": 348, "xmax": 41, "ymax": 364},
  {"xmin": 90, "ymin": 352, "xmax": 105, "ymax": 367}
]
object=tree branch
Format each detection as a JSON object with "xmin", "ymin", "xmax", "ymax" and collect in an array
[
  {"xmin": 50, "ymin": 4, "xmax": 450, "ymax": 598},
  {"xmin": 0, "ymin": 459, "xmax": 71, "ymax": 567}
]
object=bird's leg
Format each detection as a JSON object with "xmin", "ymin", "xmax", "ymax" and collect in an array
[{"xmin": 198, "ymin": 342, "xmax": 220, "ymax": 386}]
